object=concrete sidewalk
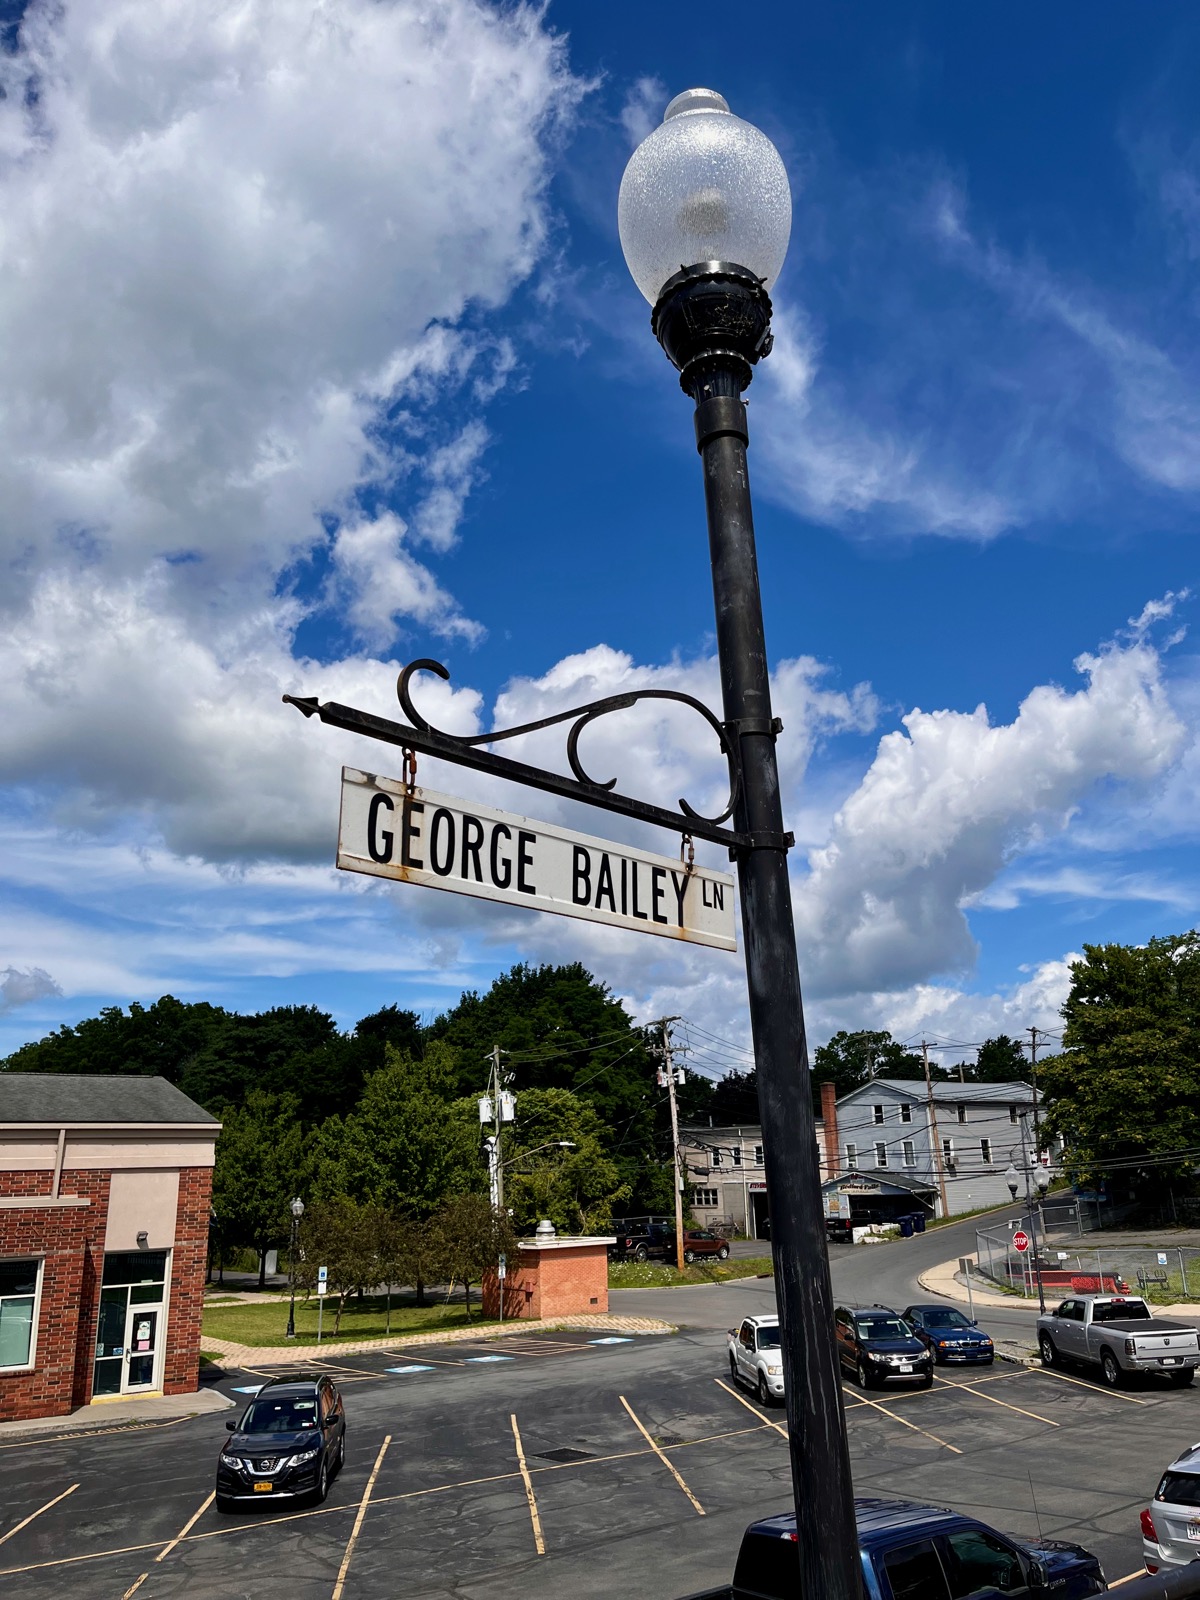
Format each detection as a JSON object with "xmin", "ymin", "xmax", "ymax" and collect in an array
[
  {"xmin": 918, "ymin": 1256, "xmax": 1200, "ymax": 1319},
  {"xmin": 0, "ymin": 1384, "xmax": 233, "ymax": 1441},
  {"xmin": 201, "ymin": 1309, "xmax": 675, "ymax": 1368}
]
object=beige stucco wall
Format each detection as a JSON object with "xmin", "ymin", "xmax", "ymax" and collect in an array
[
  {"xmin": 0, "ymin": 1129, "xmax": 216, "ymax": 1172},
  {"xmin": 104, "ymin": 1169, "xmax": 181, "ymax": 1250}
]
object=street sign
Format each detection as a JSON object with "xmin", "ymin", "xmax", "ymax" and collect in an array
[
  {"xmin": 317, "ymin": 1281, "xmax": 328, "ymax": 1297},
  {"xmin": 1158, "ymin": 1252, "xmax": 1169, "ymax": 1267},
  {"xmin": 317, "ymin": 1265, "xmax": 328, "ymax": 1282},
  {"xmin": 1013, "ymin": 1230, "xmax": 1030, "ymax": 1253},
  {"xmin": 498, "ymin": 1253, "xmax": 507, "ymax": 1280},
  {"xmin": 337, "ymin": 769, "xmax": 737, "ymax": 950}
]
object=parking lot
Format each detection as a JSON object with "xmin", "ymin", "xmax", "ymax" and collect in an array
[{"xmin": 0, "ymin": 1322, "xmax": 1194, "ymax": 1599}]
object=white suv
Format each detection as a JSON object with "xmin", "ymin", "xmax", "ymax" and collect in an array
[
  {"xmin": 1142, "ymin": 1441, "xmax": 1200, "ymax": 1572},
  {"xmin": 729, "ymin": 1314, "xmax": 784, "ymax": 1405}
]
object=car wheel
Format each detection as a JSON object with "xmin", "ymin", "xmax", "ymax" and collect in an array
[
  {"xmin": 717, "ymin": 1245, "xmax": 730, "ymax": 1261},
  {"xmin": 633, "ymin": 1245, "xmax": 648, "ymax": 1263},
  {"xmin": 683, "ymin": 1250, "xmax": 696, "ymax": 1265},
  {"xmin": 337, "ymin": 1432, "xmax": 346, "ymax": 1472},
  {"xmin": 857, "ymin": 1358, "xmax": 873, "ymax": 1390},
  {"xmin": 758, "ymin": 1372, "xmax": 772, "ymax": 1407},
  {"xmin": 215, "ymin": 1494, "xmax": 236, "ymax": 1515},
  {"xmin": 1100, "ymin": 1350, "xmax": 1124, "ymax": 1389},
  {"xmin": 920, "ymin": 1371, "xmax": 933, "ymax": 1389},
  {"xmin": 1039, "ymin": 1334, "xmax": 1057, "ymax": 1368},
  {"xmin": 314, "ymin": 1456, "xmax": 329, "ymax": 1504},
  {"xmin": 1169, "ymin": 1369, "xmax": 1195, "ymax": 1388}
]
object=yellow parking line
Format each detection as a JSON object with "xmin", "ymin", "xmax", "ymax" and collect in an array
[
  {"xmin": 332, "ymin": 1433, "xmax": 391, "ymax": 1600},
  {"xmin": 1109, "ymin": 1569, "xmax": 1150, "ymax": 1586},
  {"xmin": 509, "ymin": 1415, "xmax": 546, "ymax": 1555},
  {"xmin": 843, "ymin": 1388, "xmax": 963, "ymax": 1454},
  {"xmin": 932, "ymin": 1376, "xmax": 1058, "ymax": 1427},
  {"xmin": 155, "ymin": 1490, "xmax": 214, "ymax": 1562},
  {"xmin": 122, "ymin": 1573, "xmax": 150, "ymax": 1598},
  {"xmin": 619, "ymin": 1395, "xmax": 705, "ymax": 1515},
  {"xmin": 1030, "ymin": 1366, "xmax": 1147, "ymax": 1405},
  {"xmin": 0, "ymin": 1483, "xmax": 78, "ymax": 1548},
  {"xmin": 714, "ymin": 1377, "xmax": 789, "ymax": 1437}
]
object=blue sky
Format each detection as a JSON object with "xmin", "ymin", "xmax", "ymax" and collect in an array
[{"xmin": 2, "ymin": 0, "xmax": 1199, "ymax": 1073}]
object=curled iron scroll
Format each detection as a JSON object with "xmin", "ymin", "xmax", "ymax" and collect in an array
[{"xmin": 397, "ymin": 658, "xmax": 739, "ymax": 828}]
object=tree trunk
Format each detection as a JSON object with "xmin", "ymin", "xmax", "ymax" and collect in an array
[
  {"xmin": 258, "ymin": 1249, "xmax": 267, "ymax": 1291},
  {"xmin": 385, "ymin": 1283, "xmax": 392, "ymax": 1334},
  {"xmin": 464, "ymin": 1279, "xmax": 472, "ymax": 1321},
  {"xmin": 415, "ymin": 1275, "xmax": 426, "ymax": 1308},
  {"xmin": 335, "ymin": 1291, "xmax": 347, "ymax": 1336}
]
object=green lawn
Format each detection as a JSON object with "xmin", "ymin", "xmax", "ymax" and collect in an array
[
  {"xmin": 202, "ymin": 1294, "xmax": 500, "ymax": 1348},
  {"xmin": 608, "ymin": 1256, "xmax": 772, "ymax": 1289}
]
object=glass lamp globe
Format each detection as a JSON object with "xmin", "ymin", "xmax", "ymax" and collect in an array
[{"xmin": 618, "ymin": 87, "xmax": 792, "ymax": 306}]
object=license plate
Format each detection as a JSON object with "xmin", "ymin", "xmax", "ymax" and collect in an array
[
  {"xmin": 1162, "ymin": 1357, "xmax": 1181, "ymax": 1365},
  {"xmin": 253, "ymin": 1482, "xmax": 273, "ymax": 1493},
  {"xmin": 899, "ymin": 1363, "xmax": 913, "ymax": 1373}
]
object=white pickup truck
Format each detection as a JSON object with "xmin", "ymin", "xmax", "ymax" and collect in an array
[
  {"xmin": 1037, "ymin": 1293, "xmax": 1200, "ymax": 1388},
  {"xmin": 728, "ymin": 1314, "xmax": 784, "ymax": 1405}
]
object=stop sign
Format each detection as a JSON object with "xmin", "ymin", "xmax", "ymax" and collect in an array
[{"xmin": 1013, "ymin": 1229, "xmax": 1030, "ymax": 1253}]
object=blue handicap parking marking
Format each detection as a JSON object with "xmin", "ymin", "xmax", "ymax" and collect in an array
[
  {"xmin": 387, "ymin": 1364, "xmax": 435, "ymax": 1375},
  {"xmin": 465, "ymin": 1354, "xmax": 514, "ymax": 1363},
  {"xmin": 589, "ymin": 1337, "xmax": 634, "ymax": 1345}
]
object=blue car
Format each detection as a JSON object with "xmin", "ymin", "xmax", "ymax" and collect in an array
[
  {"xmin": 679, "ymin": 1497, "xmax": 1105, "ymax": 1600},
  {"xmin": 902, "ymin": 1303, "xmax": 995, "ymax": 1365}
]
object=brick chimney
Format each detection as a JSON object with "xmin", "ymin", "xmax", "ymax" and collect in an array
[{"xmin": 820, "ymin": 1081, "xmax": 840, "ymax": 1179}]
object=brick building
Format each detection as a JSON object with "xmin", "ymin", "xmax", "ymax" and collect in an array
[
  {"xmin": 0, "ymin": 1074, "xmax": 219, "ymax": 1423},
  {"xmin": 482, "ymin": 1223, "xmax": 614, "ymax": 1320}
]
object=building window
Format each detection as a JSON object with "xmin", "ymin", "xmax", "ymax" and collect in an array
[
  {"xmin": 692, "ymin": 1188, "xmax": 718, "ymax": 1208},
  {"xmin": 0, "ymin": 1259, "xmax": 41, "ymax": 1370},
  {"xmin": 711, "ymin": 1147, "xmax": 723, "ymax": 1168},
  {"xmin": 899, "ymin": 1103, "xmax": 912, "ymax": 1124},
  {"xmin": 1009, "ymin": 1105, "xmax": 1018, "ymax": 1123},
  {"xmin": 980, "ymin": 1139, "xmax": 992, "ymax": 1164},
  {"xmin": 872, "ymin": 1104, "xmax": 885, "ymax": 1125},
  {"xmin": 874, "ymin": 1142, "xmax": 888, "ymax": 1169},
  {"xmin": 845, "ymin": 1143, "xmax": 858, "ymax": 1170},
  {"xmin": 731, "ymin": 1147, "xmax": 743, "ymax": 1167},
  {"xmin": 942, "ymin": 1137, "xmax": 955, "ymax": 1167},
  {"xmin": 753, "ymin": 1145, "xmax": 764, "ymax": 1166},
  {"xmin": 956, "ymin": 1103, "xmax": 967, "ymax": 1124},
  {"xmin": 902, "ymin": 1140, "xmax": 916, "ymax": 1167}
]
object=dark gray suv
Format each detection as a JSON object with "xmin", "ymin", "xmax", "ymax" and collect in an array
[{"xmin": 216, "ymin": 1373, "xmax": 346, "ymax": 1510}]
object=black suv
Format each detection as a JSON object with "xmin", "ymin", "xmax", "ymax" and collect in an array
[
  {"xmin": 610, "ymin": 1216, "xmax": 673, "ymax": 1261},
  {"xmin": 835, "ymin": 1306, "xmax": 933, "ymax": 1389},
  {"xmin": 217, "ymin": 1373, "xmax": 346, "ymax": 1510}
]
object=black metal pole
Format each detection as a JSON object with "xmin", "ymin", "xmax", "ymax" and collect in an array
[
  {"xmin": 286, "ymin": 1214, "xmax": 297, "ymax": 1340},
  {"xmin": 652, "ymin": 263, "xmax": 860, "ymax": 1600}
]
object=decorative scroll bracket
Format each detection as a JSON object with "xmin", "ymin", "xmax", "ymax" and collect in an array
[{"xmin": 285, "ymin": 658, "xmax": 794, "ymax": 855}]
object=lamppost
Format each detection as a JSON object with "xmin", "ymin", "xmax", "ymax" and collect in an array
[
  {"xmin": 285, "ymin": 1195, "xmax": 304, "ymax": 1341},
  {"xmin": 619, "ymin": 89, "xmax": 858, "ymax": 1598},
  {"xmin": 1005, "ymin": 1146, "xmax": 1047, "ymax": 1314}
]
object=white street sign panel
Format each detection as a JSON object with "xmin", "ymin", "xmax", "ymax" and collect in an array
[{"xmin": 337, "ymin": 768, "xmax": 737, "ymax": 951}]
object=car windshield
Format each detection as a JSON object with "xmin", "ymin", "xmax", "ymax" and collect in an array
[
  {"xmin": 856, "ymin": 1317, "xmax": 910, "ymax": 1341},
  {"xmin": 1158, "ymin": 1472, "xmax": 1200, "ymax": 1508},
  {"xmin": 920, "ymin": 1309, "xmax": 972, "ymax": 1330},
  {"xmin": 239, "ymin": 1396, "xmax": 319, "ymax": 1433},
  {"xmin": 1091, "ymin": 1299, "xmax": 1151, "ymax": 1323},
  {"xmin": 756, "ymin": 1326, "xmax": 781, "ymax": 1349}
]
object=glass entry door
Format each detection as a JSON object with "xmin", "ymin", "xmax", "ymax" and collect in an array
[{"xmin": 92, "ymin": 1251, "xmax": 168, "ymax": 1399}]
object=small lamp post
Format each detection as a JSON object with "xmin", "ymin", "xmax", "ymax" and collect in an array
[
  {"xmin": 619, "ymin": 89, "xmax": 857, "ymax": 1599},
  {"xmin": 285, "ymin": 1195, "xmax": 304, "ymax": 1341},
  {"xmin": 1005, "ymin": 1165, "xmax": 1021, "ymax": 1202}
]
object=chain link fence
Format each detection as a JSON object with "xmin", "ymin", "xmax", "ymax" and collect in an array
[{"xmin": 975, "ymin": 1220, "xmax": 1200, "ymax": 1303}]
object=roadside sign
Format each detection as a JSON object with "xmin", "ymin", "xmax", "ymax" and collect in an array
[
  {"xmin": 317, "ymin": 1265, "xmax": 328, "ymax": 1282},
  {"xmin": 337, "ymin": 769, "xmax": 737, "ymax": 950},
  {"xmin": 1012, "ymin": 1230, "xmax": 1030, "ymax": 1254},
  {"xmin": 498, "ymin": 1253, "xmax": 507, "ymax": 1280},
  {"xmin": 1158, "ymin": 1252, "xmax": 1169, "ymax": 1267},
  {"xmin": 317, "ymin": 1281, "xmax": 328, "ymax": 1297}
]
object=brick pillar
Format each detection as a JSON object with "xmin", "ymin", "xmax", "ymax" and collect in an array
[{"xmin": 820, "ymin": 1082, "xmax": 839, "ymax": 1178}]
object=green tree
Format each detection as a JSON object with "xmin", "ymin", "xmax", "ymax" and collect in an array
[
  {"xmin": 327, "ymin": 1041, "xmax": 480, "ymax": 1216},
  {"xmin": 811, "ymin": 1030, "xmax": 930, "ymax": 1111},
  {"xmin": 212, "ymin": 1091, "xmax": 307, "ymax": 1288},
  {"xmin": 179, "ymin": 1005, "xmax": 338, "ymax": 1111},
  {"xmin": 296, "ymin": 1196, "xmax": 380, "ymax": 1336},
  {"xmin": 433, "ymin": 1194, "xmax": 516, "ymax": 1321},
  {"xmin": 503, "ymin": 1086, "xmax": 629, "ymax": 1234},
  {"xmin": 394, "ymin": 1213, "xmax": 447, "ymax": 1309},
  {"xmin": 2, "ymin": 994, "xmax": 227, "ymax": 1083},
  {"xmin": 972, "ymin": 1035, "xmax": 1029, "ymax": 1083},
  {"xmin": 1040, "ymin": 933, "xmax": 1200, "ymax": 1188}
]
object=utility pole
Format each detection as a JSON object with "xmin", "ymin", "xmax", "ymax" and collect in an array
[
  {"xmin": 922, "ymin": 1040, "xmax": 950, "ymax": 1219},
  {"xmin": 1026, "ymin": 1026, "xmax": 1043, "ymax": 1156},
  {"xmin": 655, "ymin": 1017, "xmax": 686, "ymax": 1272},
  {"xmin": 484, "ymin": 1045, "xmax": 512, "ymax": 1213}
]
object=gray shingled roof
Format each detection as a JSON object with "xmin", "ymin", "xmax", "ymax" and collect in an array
[
  {"xmin": 846, "ymin": 1078, "xmax": 1033, "ymax": 1103},
  {"xmin": 0, "ymin": 1073, "xmax": 218, "ymax": 1125}
]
